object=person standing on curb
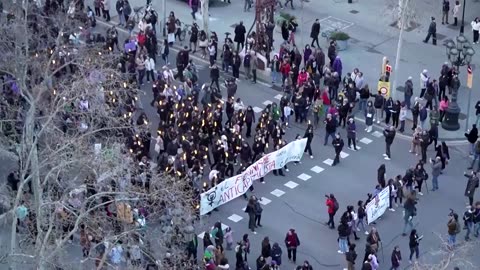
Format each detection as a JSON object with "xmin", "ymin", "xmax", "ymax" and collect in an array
[
  {"xmin": 442, "ymin": 0, "xmax": 450, "ymax": 24},
  {"xmin": 383, "ymin": 126, "xmax": 396, "ymax": 161},
  {"xmin": 115, "ymin": 0, "xmax": 124, "ymax": 26},
  {"xmin": 404, "ymin": 77, "xmax": 413, "ymax": 109},
  {"xmin": 310, "ymin": 19, "xmax": 320, "ymax": 48},
  {"xmin": 464, "ymin": 171, "xmax": 479, "ymax": 206}
]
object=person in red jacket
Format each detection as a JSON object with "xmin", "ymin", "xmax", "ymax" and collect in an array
[
  {"xmin": 326, "ymin": 194, "xmax": 338, "ymax": 229},
  {"xmin": 284, "ymin": 228, "xmax": 300, "ymax": 264},
  {"xmin": 280, "ymin": 60, "xmax": 291, "ymax": 85}
]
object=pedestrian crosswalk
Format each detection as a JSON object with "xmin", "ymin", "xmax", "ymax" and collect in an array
[
  {"xmin": 284, "ymin": 181, "xmax": 299, "ymax": 189},
  {"xmin": 270, "ymin": 189, "xmax": 286, "ymax": 197},
  {"xmin": 297, "ymin": 173, "xmax": 312, "ymax": 181}
]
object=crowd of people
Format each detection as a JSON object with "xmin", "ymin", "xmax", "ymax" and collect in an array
[{"xmin": 6, "ymin": 0, "xmax": 480, "ymax": 269}]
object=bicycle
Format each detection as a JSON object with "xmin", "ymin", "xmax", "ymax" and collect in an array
[{"xmin": 179, "ymin": 23, "xmax": 193, "ymax": 42}]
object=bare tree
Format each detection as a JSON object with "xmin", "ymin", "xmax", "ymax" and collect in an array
[
  {"xmin": 411, "ymin": 233, "xmax": 477, "ymax": 270},
  {"xmin": 0, "ymin": 2, "xmax": 195, "ymax": 269}
]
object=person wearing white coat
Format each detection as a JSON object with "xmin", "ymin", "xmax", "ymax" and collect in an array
[
  {"xmin": 101, "ymin": 0, "xmax": 111, "ymax": 21},
  {"xmin": 472, "ymin": 17, "xmax": 480, "ymax": 44},
  {"xmin": 399, "ymin": 103, "xmax": 408, "ymax": 133},
  {"xmin": 145, "ymin": 56, "xmax": 155, "ymax": 82},
  {"xmin": 452, "ymin": 1, "xmax": 460, "ymax": 26},
  {"xmin": 420, "ymin": 70, "xmax": 428, "ymax": 98}
]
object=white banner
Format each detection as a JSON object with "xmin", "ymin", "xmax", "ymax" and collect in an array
[
  {"xmin": 200, "ymin": 138, "xmax": 308, "ymax": 215},
  {"xmin": 366, "ymin": 187, "xmax": 390, "ymax": 224}
]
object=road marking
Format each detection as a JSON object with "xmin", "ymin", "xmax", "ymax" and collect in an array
[
  {"xmin": 228, "ymin": 214, "xmax": 243, "ymax": 223},
  {"xmin": 323, "ymin": 158, "xmax": 334, "ymax": 166},
  {"xmin": 311, "ymin": 166, "xmax": 325, "ymax": 173},
  {"xmin": 271, "ymin": 189, "xmax": 286, "ymax": 197},
  {"xmin": 297, "ymin": 173, "xmax": 312, "ymax": 181},
  {"xmin": 360, "ymin": 137, "xmax": 373, "ymax": 144},
  {"xmin": 253, "ymin": 106, "xmax": 263, "ymax": 113},
  {"xmin": 198, "ymin": 223, "xmax": 229, "ymax": 239},
  {"xmin": 372, "ymin": 131, "xmax": 383, "ymax": 138},
  {"xmin": 263, "ymin": 100, "xmax": 273, "ymax": 106},
  {"xmin": 340, "ymin": 151, "xmax": 349, "ymax": 158},
  {"xmin": 260, "ymin": 197, "xmax": 272, "ymax": 205},
  {"xmin": 274, "ymin": 94, "xmax": 283, "ymax": 100},
  {"xmin": 284, "ymin": 181, "xmax": 299, "ymax": 189}
]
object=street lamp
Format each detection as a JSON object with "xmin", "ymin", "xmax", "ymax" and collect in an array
[{"xmin": 442, "ymin": 35, "xmax": 475, "ymax": 131}]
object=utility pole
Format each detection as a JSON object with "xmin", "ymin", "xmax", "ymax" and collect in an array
[
  {"xmin": 391, "ymin": 0, "xmax": 409, "ymax": 100},
  {"xmin": 162, "ymin": 0, "xmax": 167, "ymax": 36},
  {"xmin": 202, "ymin": 0, "xmax": 209, "ymax": 37}
]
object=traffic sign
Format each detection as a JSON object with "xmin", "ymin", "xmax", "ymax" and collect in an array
[{"xmin": 377, "ymin": 81, "xmax": 390, "ymax": 97}]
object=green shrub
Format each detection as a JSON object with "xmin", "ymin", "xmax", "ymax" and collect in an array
[{"xmin": 330, "ymin": 31, "xmax": 350, "ymax": 41}]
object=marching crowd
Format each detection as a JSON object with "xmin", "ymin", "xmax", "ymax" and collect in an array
[{"xmin": 5, "ymin": 0, "xmax": 480, "ymax": 269}]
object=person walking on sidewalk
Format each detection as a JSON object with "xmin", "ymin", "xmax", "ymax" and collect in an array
[
  {"xmin": 472, "ymin": 17, "xmax": 480, "ymax": 44},
  {"xmin": 423, "ymin": 17, "xmax": 437, "ymax": 45},
  {"xmin": 115, "ymin": 0, "xmax": 124, "ymax": 26},
  {"xmin": 284, "ymin": 229, "xmax": 300, "ymax": 264},
  {"xmin": 234, "ymin": 22, "xmax": 246, "ymax": 52},
  {"xmin": 383, "ymin": 126, "xmax": 396, "ymax": 160},
  {"xmin": 442, "ymin": 0, "xmax": 450, "ymax": 24},
  {"xmin": 464, "ymin": 171, "xmax": 479, "ymax": 206},
  {"xmin": 310, "ymin": 19, "xmax": 320, "ymax": 48}
]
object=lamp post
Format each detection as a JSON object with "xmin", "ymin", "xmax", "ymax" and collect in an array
[{"xmin": 442, "ymin": 35, "xmax": 475, "ymax": 131}]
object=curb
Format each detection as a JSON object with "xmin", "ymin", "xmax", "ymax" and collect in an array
[{"xmin": 353, "ymin": 116, "xmax": 469, "ymax": 145}]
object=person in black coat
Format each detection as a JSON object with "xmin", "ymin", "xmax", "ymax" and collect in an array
[
  {"xmin": 465, "ymin": 124, "xmax": 479, "ymax": 155},
  {"xmin": 281, "ymin": 20, "xmax": 289, "ymax": 42},
  {"xmin": 332, "ymin": 133, "xmax": 344, "ymax": 166},
  {"xmin": 310, "ymin": 19, "xmax": 320, "ymax": 47},
  {"xmin": 234, "ymin": 21, "xmax": 246, "ymax": 52},
  {"xmin": 328, "ymin": 40, "xmax": 336, "ymax": 66},
  {"xmin": 383, "ymin": 126, "xmax": 396, "ymax": 160},
  {"xmin": 304, "ymin": 124, "xmax": 314, "ymax": 158}
]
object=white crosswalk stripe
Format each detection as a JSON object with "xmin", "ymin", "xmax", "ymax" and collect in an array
[
  {"xmin": 297, "ymin": 173, "xmax": 312, "ymax": 181},
  {"xmin": 340, "ymin": 151, "xmax": 349, "ymax": 158},
  {"xmin": 259, "ymin": 197, "xmax": 272, "ymax": 205},
  {"xmin": 310, "ymin": 166, "xmax": 325, "ymax": 173},
  {"xmin": 228, "ymin": 214, "xmax": 243, "ymax": 223},
  {"xmin": 323, "ymin": 159, "xmax": 334, "ymax": 166},
  {"xmin": 271, "ymin": 189, "xmax": 286, "ymax": 197},
  {"xmin": 372, "ymin": 131, "xmax": 383, "ymax": 138},
  {"xmin": 284, "ymin": 181, "xmax": 299, "ymax": 189},
  {"xmin": 252, "ymin": 106, "xmax": 263, "ymax": 113},
  {"xmin": 360, "ymin": 137, "xmax": 373, "ymax": 144}
]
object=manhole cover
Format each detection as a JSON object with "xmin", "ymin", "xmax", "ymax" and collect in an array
[{"xmin": 349, "ymin": 10, "xmax": 359, "ymax": 14}]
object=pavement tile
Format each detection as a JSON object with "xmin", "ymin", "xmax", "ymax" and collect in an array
[
  {"xmin": 372, "ymin": 131, "xmax": 383, "ymax": 138},
  {"xmin": 323, "ymin": 158, "xmax": 334, "ymax": 166},
  {"xmin": 274, "ymin": 94, "xmax": 283, "ymax": 100},
  {"xmin": 260, "ymin": 197, "xmax": 272, "ymax": 205},
  {"xmin": 252, "ymin": 106, "xmax": 263, "ymax": 113},
  {"xmin": 360, "ymin": 137, "xmax": 373, "ymax": 144},
  {"xmin": 297, "ymin": 173, "xmax": 312, "ymax": 181},
  {"xmin": 310, "ymin": 166, "xmax": 325, "ymax": 173},
  {"xmin": 284, "ymin": 181, "xmax": 299, "ymax": 189},
  {"xmin": 262, "ymin": 100, "xmax": 273, "ymax": 106},
  {"xmin": 227, "ymin": 214, "xmax": 244, "ymax": 223},
  {"xmin": 270, "ymin": 189, "xmax": 286, "ymax": 197},
  {"xmin": 340, "ymin": 151, "xmax": 350, "ymax": 158}
]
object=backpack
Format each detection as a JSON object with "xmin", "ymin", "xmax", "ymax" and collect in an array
[
  {"xmin": 333, "ymin": 199, "xmax": 339, "ymax": 212},
  {"xmin": 244, "ymin": 54, "xmax": 251, "ymax": 67},
  {"xmin": 454, "ymin": 222, "xmax": 461, "ymax": 234}
]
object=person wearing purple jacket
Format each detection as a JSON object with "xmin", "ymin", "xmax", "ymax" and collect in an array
[{"xmin": 332, "ymin": 55, "xmax": 343, "ymax": 79}]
